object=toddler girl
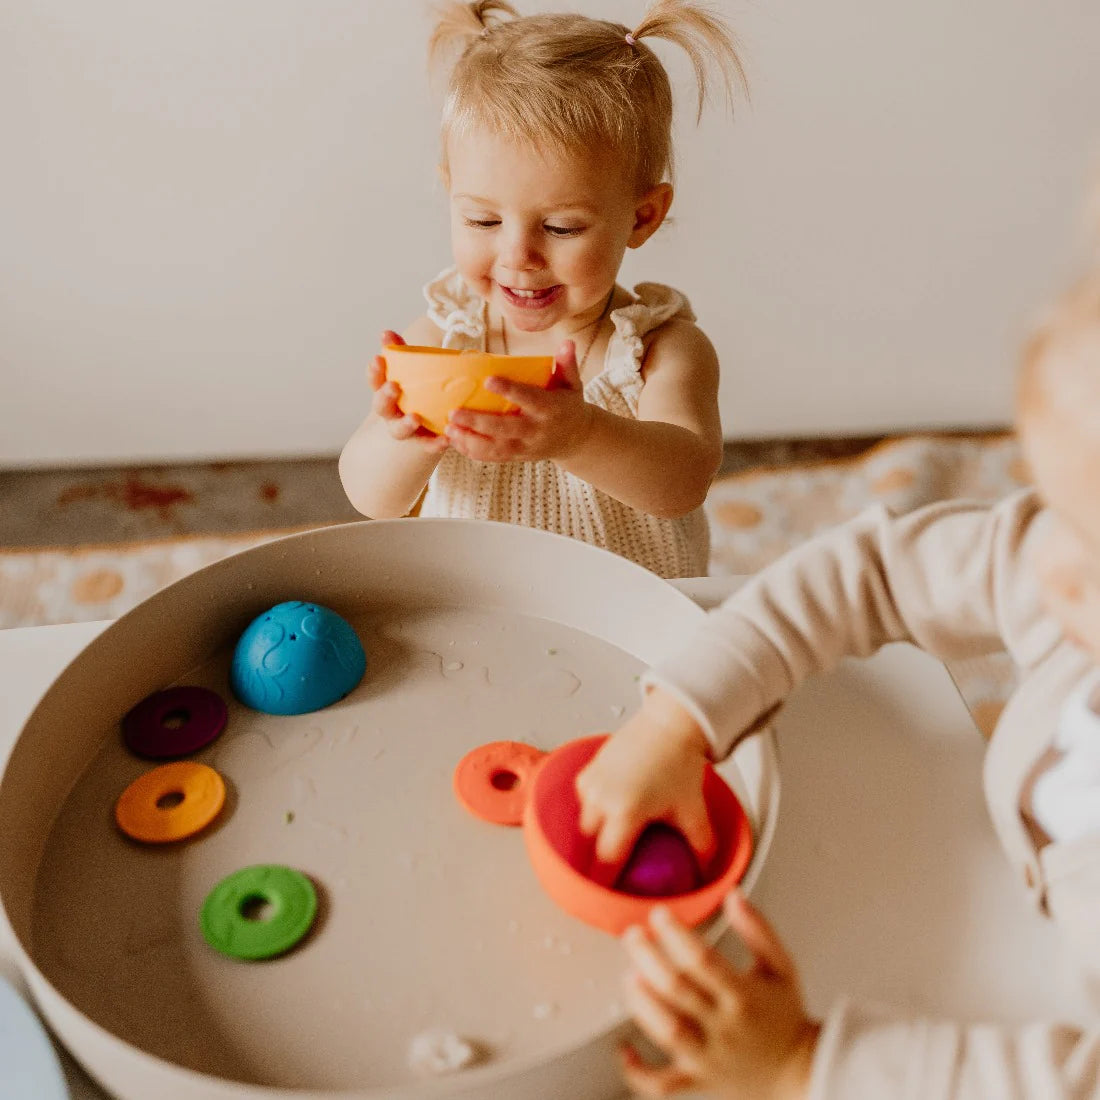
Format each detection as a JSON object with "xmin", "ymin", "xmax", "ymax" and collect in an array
[
  {"xmin": 576, "ymin": 247, "xmax": 1100, "ymax": 1095},
  {"xmin": 339, "ymin": 0, "xmax": 747, "ymax": 579}
]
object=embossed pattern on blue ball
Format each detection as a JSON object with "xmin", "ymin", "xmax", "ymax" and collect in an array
[{"xmin": 230, "ymin": 601, "xmax": 367, "ymax": 716}]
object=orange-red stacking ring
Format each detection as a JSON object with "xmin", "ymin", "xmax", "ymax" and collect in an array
[
  {"xmin": 115, "ymin": 761, "xmax": 226, "ymax": 843},
  {"xmin": 453, "ymin": 740, "xmax": 546, "ymax": 826}
]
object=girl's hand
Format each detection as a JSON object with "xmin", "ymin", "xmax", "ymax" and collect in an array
[
  {"xmin": 620, "ymin": 894, "xmax": 820, "ymax": 1100},
  {"xmin": 575, "ymin": 688, "xmax": 717, "ymax": 869},
  {"xmin": 370, "ymin": 331, "xmax": 449, "ymax": 454},
  {"xmin": 443, "ymin": 339, "xmax": 593, "ymax": 463}
]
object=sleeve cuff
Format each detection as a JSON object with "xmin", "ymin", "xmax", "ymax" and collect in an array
[
  {"xmin": 809, "ymin": 998, "xmax": 960, "ymax": 1100},
  {"xmin": 641, "ymin": 609, "xmax": 792, "ymax": 759}
]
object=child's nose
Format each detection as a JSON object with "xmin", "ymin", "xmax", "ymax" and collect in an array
[{"xmin": 499, "ymin": 231, "xmax": 544, "ymax": 272}]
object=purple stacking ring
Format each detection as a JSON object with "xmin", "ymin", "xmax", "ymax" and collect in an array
[{"xmin": 122, "ymin": 686, "xmax": 228, "ymax": 759}]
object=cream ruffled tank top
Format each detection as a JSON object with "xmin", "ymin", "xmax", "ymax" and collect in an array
[{"xmin": 417, "ymin": 268, "xmax": 711, "ymax": 579}]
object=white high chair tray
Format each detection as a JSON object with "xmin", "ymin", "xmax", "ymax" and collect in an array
[{"xmin": 0, "ymin": 524, "xmax": 778, "ymax": 1100}]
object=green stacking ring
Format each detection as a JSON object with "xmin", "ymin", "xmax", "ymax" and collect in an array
[{"xmin": 200, "ymin": 864, "xmax": 318, "ymax": 961}]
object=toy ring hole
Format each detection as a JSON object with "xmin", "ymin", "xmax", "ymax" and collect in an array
[
  {"xmin": 239, "ymin": 894, "xmax": 275, "ymax": 922},
  {"xmin": 289, "ymin": 633, "xmax": 297, "ymax": 641},
  {"xmin": 160, "ymin": 708, "xmax": 190, "ymax": 730},
  {"xmin": 156, "ymin": 789, "xmax": 185, "ymax": 810},
  {"xmin": 490, "ymin": 769, "xmax": 519, "ymax": 792}
]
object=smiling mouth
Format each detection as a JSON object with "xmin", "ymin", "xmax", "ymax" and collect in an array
[{"xmin": 500, "ymin": 284, "xmax": 563, "ymax": 308}]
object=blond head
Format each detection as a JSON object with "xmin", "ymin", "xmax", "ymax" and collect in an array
[
  {"xmin": 430, "ymin": 0, "xmax": 748, "ymax": 191},
  {"xmin": 1017, "ymin": 185, "xmax": 1100, "ymax": 436}
]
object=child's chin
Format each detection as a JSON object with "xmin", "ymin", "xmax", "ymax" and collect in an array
[
  {"xmin": 501, "ymin": 304, "xmax": 561, "ymax": 333},
  {"xmin": 507, "ymin": 313, "xmax": 557, "ymax": 333}
]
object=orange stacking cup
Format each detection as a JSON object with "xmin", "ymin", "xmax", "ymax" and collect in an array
[
  {"xmin": 381, "ymin": 345, "xmax": 555, "ymax": 436},
  {"xmin": 454, "ymin": 735, "xmax": 754, "ymax": 935}
]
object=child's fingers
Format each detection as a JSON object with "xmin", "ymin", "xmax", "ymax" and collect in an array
[
  {"xmin": 576, "ymin": 790, "xmax": 605, "ymax": 838},
  {"xmin": 448, "ymin": 408, "xmax": 526, "ymax": 437},
  {"xmin": 623, "ymin": 971, "xmax": 705, "ymax": 1057},
  {"xmin": 444, "ymin": 425, "xmax": 510, "ymax": 463},
  {"xmin": 367, "ymin": 356, "xmax": 387, "ymax": 390},
  {"xmin": 673, "ymin": 804, "xmax": 716, "ymax": 869},
  {"xmin": 412, "ymin": 429, "xmax": 449, "ymax": 454},
  {"xmin": 484, "ymin": 377, "xmax": 555, "ymax": 413},
  {"xmin": 380, "ymin": 329, "xmax": 404, "ymax": 347},
  {"xmin": 647, "ymin": 905, "xmax": 741, "ymax": 1005},
  {"xmin": 722, "ymin": 890, "xmax": 797, "ymax": 982},
  {"xmin": 550, "ymin": 339, "xmax": 582, "ymax": 392},
  {"xmin": 595, "ymin": 813, "xmax": 646, "ymax": 865},
  {"xmin": 389, "ymin": 414, "xmax": 427, "ymax": 441},
  {"xmin": 618, "ymin": 1043, "xmax": 697, "ymax": 1098},
  {"xmin": 622, "ymin": 926, "xmax": 715, "ymax": 1019},
  {"xmin": 372, "ymin": 381, "xmax": 403, "ymax": 417}
]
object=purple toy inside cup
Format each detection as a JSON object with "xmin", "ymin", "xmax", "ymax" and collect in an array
[
  {"xmin": 122, "ymin": 686, "xmax": 228, "ymax": 759},
  {"xmin": 615, "ymin": 823, "xmax": 703, "ymax": 898}
]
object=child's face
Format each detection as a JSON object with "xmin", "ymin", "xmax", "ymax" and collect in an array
[
  {"xmin": 446, "ymin": 127, "xmax": 666, "ymax": 334},
  {"xmin": 1021, "ymin": 389, "xmax": 1100, "ymax": 661}
]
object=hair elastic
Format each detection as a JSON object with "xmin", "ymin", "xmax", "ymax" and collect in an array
[{"xmin": 625, "ymin": 32, "xmax": 637, "ymax": 46}]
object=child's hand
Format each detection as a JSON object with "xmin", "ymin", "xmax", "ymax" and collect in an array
[
  {"xmin": 620, "ymin": 894, "xmax": 820, "ymax": 1100},
  {"xmin": 370, "ymin": 331, "xmax": 449, "ymax": 453},
  {"xmin": 443, "ymin": 339, "xmax": 593, "ymax": 463},
  {"xmin": 575, "ymin": 688, "xmax": 717, "ymax": 868}
]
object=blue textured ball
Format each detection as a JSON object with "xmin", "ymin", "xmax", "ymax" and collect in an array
[{"xmin": 230, "ymin": 601, "xmax": 366, "ymax": 716}]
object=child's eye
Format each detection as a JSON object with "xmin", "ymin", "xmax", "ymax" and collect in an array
[
  {"xmin": 463, "ymin": 217, "xmax": 500, "ymax": 229},
  {"xmin": 545, "ymin": 225, "xmax": 584, "ymax": 237}
]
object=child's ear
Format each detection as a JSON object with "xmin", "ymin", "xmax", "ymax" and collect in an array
[{"xmin": 628, "ymin": 183, "xmax": 674, "ymax": 248}]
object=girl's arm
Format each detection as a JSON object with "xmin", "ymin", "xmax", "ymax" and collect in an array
[
  {"xmin": 444, "ymin": 320, "xmax": 723, "ymax": 518},
  {"xmin": 554, "ymin": 320, "xmax": 724, "ymax": 517},
  {"xmin": 338, "ymin": 316, "xmax": 448, "ymax": 519}
]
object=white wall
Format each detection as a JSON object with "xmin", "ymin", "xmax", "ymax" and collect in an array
[{"xmin": 2, "ymin": 1, "xmax": 1098, "ymax": 466}]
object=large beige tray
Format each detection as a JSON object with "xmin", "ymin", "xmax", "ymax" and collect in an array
[{"xmin": 0, "ymin": 519, "xmax": 778, "ymax": 1100}]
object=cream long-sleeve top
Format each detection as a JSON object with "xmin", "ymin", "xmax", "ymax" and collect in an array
[
  {"xmin": 646, "ymin": 490, "xmax": 1100, "ymax": 1099},
  {"xmin": 416, "ymin": 268, "xmax": 711, "ymax": 579}
]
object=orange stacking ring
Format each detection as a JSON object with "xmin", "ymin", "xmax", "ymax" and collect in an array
[
  {"xmin": 115, "ymin": 761, "xmax": 226, "ymax": 843},
  {"xmin": 453, "ymin": 740, "xmax": 547, "ymax": 826}
]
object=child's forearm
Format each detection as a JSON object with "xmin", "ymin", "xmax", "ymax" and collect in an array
[
  {"xmin": 647, "ymin": 492, "xmax": 1042, "ymax": 760},
  {"xmin": 554, "ymin": 406, "xmax": 720, "ymax": 518},
  {"xmin": 338, "ymin": 418, "xmax": 443, "ymax": 519}
]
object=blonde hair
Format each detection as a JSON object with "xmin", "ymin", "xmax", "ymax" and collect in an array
[
  {"xmin": 430, "ymin": 0, "xmax": 748, "ymax": 191},
  {"xmin": 1017, "ymin": 190, "xmax": 1100, "ymax": 425}
]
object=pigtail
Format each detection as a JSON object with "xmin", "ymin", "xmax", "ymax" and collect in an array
[
  {"xmin": 429, "ymin": 1, "xmax": 518, "ymax": 71},
  {"xmin": 630, "ymin": 0, "xmax": 748, "ymax": 120}
]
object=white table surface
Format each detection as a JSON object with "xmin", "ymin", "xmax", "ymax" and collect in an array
[{"xmin": 1, "ymin": 579, "xmax": 1094, "ymax": 1099}]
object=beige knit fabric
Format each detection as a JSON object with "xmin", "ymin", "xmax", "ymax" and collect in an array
[{"xmin": 418, "ymin": 268, "xmax": 711, "ymax": 579}]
